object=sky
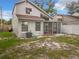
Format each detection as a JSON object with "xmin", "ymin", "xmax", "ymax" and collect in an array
[
  {"xmin": 0, "ymin": 0, "xmax": 78, "ymax": 20},
  {"xmin": 54, "ymin": 0, "xmax": 78, "ymax": 14},
  {"xmin": 0, "ymin": 0, "xmax": 17, "ymax": 20}
]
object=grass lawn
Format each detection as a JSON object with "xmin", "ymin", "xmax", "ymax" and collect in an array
[
  {"xmin": 0, "ymin": 32, "xmax": 40, "ymax": 53},
  {"xmin": 0, "ymin": 32, "xmax": 20, "ymax": 50},
  {"xmin": 0, "ymin": 32, "xmax": 79, "ymax": 59},
  {"xmin": 54, "ymin": 36, "xmax": 79, "ymax": 46},
  {"xmin": 0, "ymin": 32, "xmax": 14, "ymax": 38}
]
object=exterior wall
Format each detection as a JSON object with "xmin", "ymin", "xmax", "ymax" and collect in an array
[
  {"xmin": 61, "ymin": 16, "xmax": 79, "ymax": 35},
  {"xmin": 16, "ymin": 2, "xmax": 45, "ymax": 17},
  {"xmin": 19, "ymin": 21, "xmax": 43, "ymax": 38},
  {"xmin": 16, "ymin": 2, "xmax": 26, "ymax": 15},
  {"xmin": 26, "ymin": 3, "xmax": 43, "ymax": 16},
  {"xmin": 53, "ymin": 16, "xmax": 59, "ymax": 22},
  {"xmin": 12, "ymin": 6, "xmax": 19, "ymax": 37},
  {"xmin": 53, "ymin": 15, "xmax": 62, "ymax": 22},
  {"xmin": 61, "ymin": 25, "xmax": 79, "ymax": 35},
  {"xmin": 28, "ymin": 21, "xmax": 43, "ymax": 36}
]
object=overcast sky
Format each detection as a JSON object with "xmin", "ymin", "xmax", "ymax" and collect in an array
[{"xmin": 0, "ymin": 0, "xmax": 78, "ymax": 20}]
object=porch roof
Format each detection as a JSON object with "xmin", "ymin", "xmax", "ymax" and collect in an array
[
  {"xmin": 16, "ymin": 14, "xmax": 44, "ymax": 21},
  {"xmin": 71, "ymin": 16, "xmax": 79, "ymax": 19}
]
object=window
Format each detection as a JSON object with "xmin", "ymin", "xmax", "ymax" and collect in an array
[
  {"xmin": 35, "ymin": 22, "xmax": 41, "ymax": 31},
  {"xmin": 26, "ymin": 8, "xmax": 32, "ymax": 14},
  {"xmin": 22, "ymin": 22, "xmax": 28, "ymax": 31}
]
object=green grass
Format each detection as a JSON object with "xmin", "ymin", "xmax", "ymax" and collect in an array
[
  {"xmin": 0, "ymin": 39, "xmax": 20, "ymax": 49},
  {"xmin": 0, "ymin": 32, "xmax": 43, "ymax": 54},
  {"xmin": 0, "ymin": 32, "xmax": 79, "ymax": 59},
  {"xmin": 0, "ymin": 32, "xmax": 14, "ymax": 38},
  {"xmin": 1, "ymin": 47, "xmax": 78, "ymax": 59},
  {"xmin": 51, "ymin": 36, "xmax": 79, "ymax": 46},
  {"xmin": 0, "ymin": 38, "xmax": 23, "ymax": 53},
  {"xmin": 47, "ymin": 50, "xmax": 70, "ymax": 59},
  {"xmin": 0, "ymin": 38, "xmax": 41, "ymax": 51}
]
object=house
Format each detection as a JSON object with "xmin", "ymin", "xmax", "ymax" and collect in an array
[
  {"xmin": 12, "ymin": 0, "xmax": 79, "ymax": 38},
  {"xmin": 12, "ymin": 0, "xmax": 61, "ymax": 38}
]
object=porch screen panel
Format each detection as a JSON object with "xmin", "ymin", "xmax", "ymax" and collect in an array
[
  {"xmin": 44, "ymin": 22, "xmax": 52, "ymax": 35},
  {"xmin": 49, "ymin": 22, "xmax": 52, "ymax": 34},
  {"xmin": 57, "ymin": 22, "xmax": 61, "ymax": 33},
  {"xmin": 44, "ymin": 22, "xmax": 49, "ymax": 34},
  {"xmin": 53, "ymin": 22, "xmax": 61, "ymax": 34},
  {"xmin": 53, "ymin": 22, "xmax": 57, "ymax": 33}
]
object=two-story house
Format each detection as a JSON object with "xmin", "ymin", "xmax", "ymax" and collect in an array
[{"xmin": 12, "ymin": 0, "xmax": 61, "ymax": 38}]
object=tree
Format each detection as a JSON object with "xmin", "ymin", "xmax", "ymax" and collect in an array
[
  {"xmin": 6, "ymin": 19, "xmax": 12, "ymax": 25},
  {"xmin": 31, "ymin": 0, "xmax": 45, "ymax": 8},
  {"xmin": 31, "ymin": 0, "xmax": 57, "ymax": 15},
  {"xmin": 66, "ymin": 1, "xmax": 79, "ymax": 14},
  {"xmin": 0, "ymin": 19, "xmax": 12, "ymax": 25},
  {"xmin": 76, "ymin": 8, "xmax": 79, "ymax": 13},
  {"xmin": 0, "ymin": 19, "xmax": 5, "ymax": 24},
  {"xmin": 66, "ymin": 2, "xmax": 75, "ymax": 14},
  {"xmin": 45, "ymin": 0, "xmax": 57, "ymax": 15}
]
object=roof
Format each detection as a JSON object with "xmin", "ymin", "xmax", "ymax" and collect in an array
[
  {"xmin": 71, "ymin": 16, "xmax": 79, "ymax": 19},
  {"xmin": 62, "ymin": 15, "xmax": 79, "ymax": 25},
  {"xmin": 12, "ymin": 0, "xmax": 52, "ymax": 19},
  {"xmin": 63, "ymin": 15, "xmax": 79, "ymax": 19},
  {"xmin": 16, "ymin": 14, "xmax": 43, "ymax": 21}
]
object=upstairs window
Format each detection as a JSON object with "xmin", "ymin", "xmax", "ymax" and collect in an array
[
  {"xmin": 35, "ymin": 22, "xmax": 41, "ymax": 31},
  {"xmin": 26, "ymin": 8, "xmax": 32, "ymax": 14}
]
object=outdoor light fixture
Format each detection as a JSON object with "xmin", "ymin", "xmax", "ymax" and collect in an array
[{"xmin": 24, "ymin": 22, "xmax": 28, "ymax": 25}]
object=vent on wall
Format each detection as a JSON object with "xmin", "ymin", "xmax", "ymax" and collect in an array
[{"xmin": 40, "ymin": 14, "xmax": 49, "ymax": 21}]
